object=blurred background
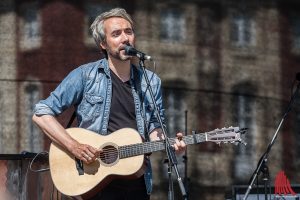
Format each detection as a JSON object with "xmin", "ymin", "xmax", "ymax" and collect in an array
[{"xmin": 0, "ymin": 0, "xmax": 300, "ymax": 199}]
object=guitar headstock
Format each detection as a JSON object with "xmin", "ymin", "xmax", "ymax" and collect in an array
[{"xmin": 205, "ymin": 126, "xmax": 247, "ymax": 145}]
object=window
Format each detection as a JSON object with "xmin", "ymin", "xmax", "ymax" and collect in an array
[
  {"xmin": 19, "ymin": 1, "xmax": 41, "ymax": 51},
  {"xmin": 235, "ymin": 95, "xmax": 255, "ymax": 154},
  {"xmin": 230, "ymin": 13, "xmax": 256, "ymax": 48},
  {"xmin": 290, "ymin": 15, "xmax": 300, "ymax": 54},
  {"xmin": 160, "ymin": 9, "xmax": 186, "ymax": 42},
  {"xmin": 164, "ymin": 89, "xmax": 186, "ymax": 137},
  {"xmin": 23, "ymin": 84, "xmax": 42, "ymax": 152},
  {"xmin": 232, "ymin": 83, "xmax": 257, "ymax": 182},
  {"xmin": 162, "ymin": 87, "xmax": 186, "ymax": 179}
]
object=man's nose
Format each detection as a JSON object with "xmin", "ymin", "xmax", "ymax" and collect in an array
[{"xmin": 121, "ymin": 32, "xmax": 129, "ymax": 42}]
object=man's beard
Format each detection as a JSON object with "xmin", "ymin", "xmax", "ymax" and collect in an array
[{"xmin": 107, "ymin": 48, "xmax": 131, "ymax": 61}]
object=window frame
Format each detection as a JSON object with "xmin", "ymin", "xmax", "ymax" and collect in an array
[
  {"xmin": 18, "ymin": 1, "xmax": 42, "ymax": 51},
  {"xmin": 159, "ymin": 8, "xmax": 186, "ymax": 43}
]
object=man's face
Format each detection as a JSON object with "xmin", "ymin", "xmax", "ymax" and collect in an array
[{"xmin": 100, "ymin": 17, "xmax": 135, "ymax": 61}]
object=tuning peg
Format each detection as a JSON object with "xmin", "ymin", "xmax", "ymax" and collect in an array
[
  {"xmin": 239, "ymin": 128, "xmax": 248, "ymax": 134},
  {"xmin": 233, "ymin": 142, "xmax": 239, "ymax": 146},
  {"xmin": 239, "ymin": 138, "xmax": 247, "ymax": 146}
]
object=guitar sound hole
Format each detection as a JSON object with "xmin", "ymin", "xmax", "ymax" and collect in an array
[{"xmin": 99, "ymin": 145, "xmax": 118, "ymax": 164}]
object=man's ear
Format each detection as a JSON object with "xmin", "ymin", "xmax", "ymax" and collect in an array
[{"xmin": 100, "ymin": 41, "xmax": 106, "ymax": 50}]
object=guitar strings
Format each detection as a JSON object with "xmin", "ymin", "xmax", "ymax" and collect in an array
[
  {"xmin": 98, "ymin": 132, "xmax": 237, "ymax": 160},
  {"xmin": 98, "ymin": 135, "xmax": 204, "ymax": 160}
]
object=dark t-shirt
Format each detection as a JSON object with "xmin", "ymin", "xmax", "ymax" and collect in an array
[
  {"xmin": 108, "ymin": 70, "xmax": 138, "ymax": 133},
  {"xmin": 107, "ymin": 70, "xmax": 145, "ymax": 189}
]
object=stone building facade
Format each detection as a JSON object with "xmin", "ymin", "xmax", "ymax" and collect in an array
[{"xmin": 0, "ymin": 0, "xmax": 299, "ymax": 199}]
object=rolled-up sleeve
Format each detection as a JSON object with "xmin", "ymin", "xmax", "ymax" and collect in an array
[
  {"xmin": 34, "ymin": 102, "xmax": 57, "ymax": 116},
  {"xmin": 34, "ymin": 67, "xmax": 85, "ymax": 116}
]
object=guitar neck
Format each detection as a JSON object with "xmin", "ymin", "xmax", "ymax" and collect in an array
[{"xmin": 119, "ymin": 133, "xmax": 206, "ymax": 159}]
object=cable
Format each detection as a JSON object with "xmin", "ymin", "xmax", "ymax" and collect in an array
[
  {"xmin": 27, "ymin": 151, "xmax": 63, "ymax": 199},
  {"xmin": 29, "ymin": 151, "xmax": 50, "ymax": 173}
]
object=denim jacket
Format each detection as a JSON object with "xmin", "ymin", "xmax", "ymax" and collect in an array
[{"xmin": 34, "ymin": 58, "xmax": 165, "ymax": 194}]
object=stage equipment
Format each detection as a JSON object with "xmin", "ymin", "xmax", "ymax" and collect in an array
[
  {"xmin": 233, "ymin": 184, "xmax": 300, "ymax": 200},
  {"xmin": 243, "ymin": 73, "xmax": 300, "ymax": 200},
  {"xmin": 136, "ymin": 46, "xmax": 185, "ymax": 200}
]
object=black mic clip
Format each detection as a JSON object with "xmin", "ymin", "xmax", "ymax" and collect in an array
[{"xmin": 124, "ymin": 45, "xmax": 152, "ymax": 61}]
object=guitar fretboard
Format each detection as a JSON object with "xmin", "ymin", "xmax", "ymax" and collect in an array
[
  {"xmin": 119, "ymin": 133, "xmax": 207, "ymax": 159},
  {"xmin": 118, "ymin": 127, "xmax": 241, "ymax": 159}
]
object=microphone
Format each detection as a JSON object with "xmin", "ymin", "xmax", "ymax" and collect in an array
[
  {"xmin": 124, "ymin": 45, "xmax": 152, "ymax": 61},
  {"xmin": 296, "ymin": 72, "xmax": 300, "ymax": 81}
]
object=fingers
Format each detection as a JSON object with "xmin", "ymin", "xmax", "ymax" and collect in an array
[
  {"xmin": 73, "ymin": 144, "xmax": 102, "ymax": 164},
  {"xmin": 81, "ymin": 152, "xmax": 92, "ymax": 163},
  {"xmin": 87, "ymin": 146, "xmax": 102, "ymax": 158},
  {"xmin": 173, "ymin": 132, "xmax": 186, "ymax": 154},
  {"xmin": 176, "ymin": 132, "xmax": 183, "ymax": 139},
  {"xmin": 173, "ymin": 140, "xmax": 186, "ymax": 152},
  {"xmin": 85, "ymin": 146, "xmax": 102, "ymax": 163}
]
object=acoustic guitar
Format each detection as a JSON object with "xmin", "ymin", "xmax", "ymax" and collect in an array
[{"xmin": 49, "ymin": 127, "xmax": 245, "ymax": 199}]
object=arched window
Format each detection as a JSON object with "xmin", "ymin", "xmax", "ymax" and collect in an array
[
  {"xmin": 232, "ymin": 82, "xmax": 257, "ymax": 182},
  {"xmin": 20, "ymin": 83, "xmax": 42, "ymax": 152},
  {"xmin": 164, "ymin": 84, "xmax": 187, "ymax": 137},
  {"xmin": 162, "ymin": 84, "xmax": 187, "ymax": 179}
]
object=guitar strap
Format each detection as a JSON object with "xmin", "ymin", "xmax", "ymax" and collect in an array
[{"xmin": 66, "ymin": 110, "xmax": 76, "ymax": 128}]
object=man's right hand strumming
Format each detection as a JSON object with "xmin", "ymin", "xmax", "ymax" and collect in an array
[
  {"xmin": 32, "ymin": 114, "xmax": 102, "ymax": 164},
  {"xmin": 69, "ymin": 141, "xmax": 102, "ymax": 164}
]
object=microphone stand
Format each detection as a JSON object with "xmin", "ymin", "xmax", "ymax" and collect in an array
[
  {"xmin": 243, "ymin": 76, "xmax": 300, "ymax": 200},
  {"xmin": 138, "ymin": 58, "xmax": 187, "ymax": 200},
  {"xmin": 183, "ymin": 110, "xmax": 190, "ymax": 200}
]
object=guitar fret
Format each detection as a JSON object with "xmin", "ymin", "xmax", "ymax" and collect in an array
[{"xmin": 119, "ymin": 135, "xmax": 206, "ymax": 159}]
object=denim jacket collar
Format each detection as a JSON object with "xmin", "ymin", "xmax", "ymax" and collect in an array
[
  {"xmin": 98, "ymin": 58, "xmax": 137, "ymax": 82},
  {"xmin": 98, "ymin": 58, "xmax": 110, "ymax": 77}
]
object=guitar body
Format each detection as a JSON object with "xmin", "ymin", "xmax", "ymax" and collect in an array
[
  {"xmin": 49, "ymin": 126, "xmax": 244, "ymax": 199},
  {"xmin": 49, "ymin": 128, "xmax": 145, "ymax": 199}
]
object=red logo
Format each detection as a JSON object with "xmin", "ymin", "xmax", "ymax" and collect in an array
[{"xmin": 274, "ymin": 170, "xmax": 297, "ymax": 196}]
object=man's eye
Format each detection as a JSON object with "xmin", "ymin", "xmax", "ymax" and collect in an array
[
  {"xmin": 125, "ymin": 29, "xmax": 133, "ymax": 35},
  {"xmin": 112, "ymin": 31, "xmax": 121, "ymax": 37}
]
